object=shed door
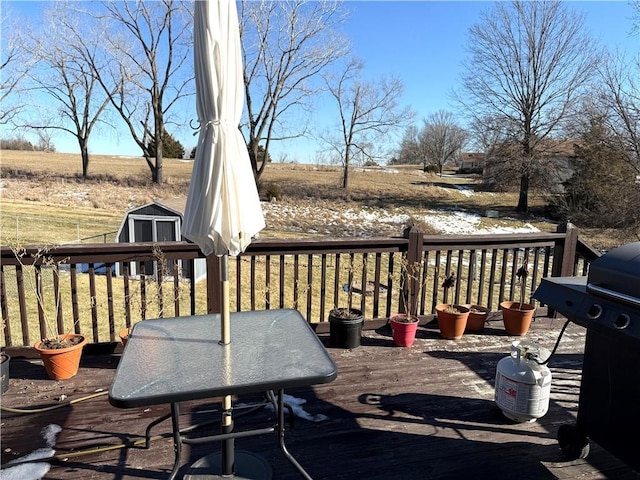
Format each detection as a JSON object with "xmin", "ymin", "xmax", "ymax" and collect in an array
[{"xmin": 128, "ymin": 215, "xmax": 181, "ymax": 277}]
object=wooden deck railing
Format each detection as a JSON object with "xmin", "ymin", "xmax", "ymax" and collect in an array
[{"xmin": 1, "ymin": 223, "xmax": 598, "ymax": 348}]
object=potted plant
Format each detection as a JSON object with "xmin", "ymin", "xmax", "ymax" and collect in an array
[
  {"xmin": 1, "ymin": 350, "xmax": 10, "ymax": 394},
  {"xmin": 388, "ymin": 258, "xmax": 422, "ymax": 347},
  {"xmin": 12, "ymin": 246, "xmax": 87, "ymax": 380},
  {"xmin": 328, "ymin": 307, "xmax": 364, "ymax": 349},
  {"xmin": 329, "ymin": 253, "xmax": 372, "ymax": 348},
  {"xmin": 463, "ymin": 304, "xmax": 491, "ymax": 333},
  {"xmin": 34, "ymin": 334, "xmax": 88, "ymax": 380},
  {"xmin": 389, "ymin": 312, "xmax": 420, "ymax": 347},
  {"xmin": 435, "ymin": 304, "xmax": 470, "ymax": 339},
  {"xmin": 119, "ymin": 326, "xmax": 132, "ymax": 347},
  {"xmin": 500, "ymin": 257, "xmax": 535, "ymax": 336},
  {"xmin": 435, "ymin": 273, "xmax": 470, "ymax": 340}
]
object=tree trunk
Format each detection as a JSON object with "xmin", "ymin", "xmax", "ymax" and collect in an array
[
  {"xmin": 153, "ymin": 114, "xmax": 163, "ymax": 185},
  {"xmin": 517, "ymin": 171, "xmax": 529, "ymax": 213},
  {"xmin": 342, "ymin": 151, "xmax": 350, "ymax": 188},
  {"xmin": 80, "ymin": 142, "xmax": 89, "ymax": 179},
  {"xmin": 247, "ymin": 142, "xmax": 257, "ymax": 174},
  {"xmin": 342, "ymin": 164, "xmax": 350, "ymax": 188},
  {"xmin": 256, "ymin": 153, "xmax": 266, "ymax": 182},
  {"xmin": 154, "ymin": 153, "xmax": 163, "ymax": 184},
  {"xmin": 248, "ymin": 141, "xmax": 267, "ymax": 182}
]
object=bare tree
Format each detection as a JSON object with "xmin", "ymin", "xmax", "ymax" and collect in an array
[
  {"xmin": 597, "ymin": 51, "xmax": 640, "ymax": 174},
  {"xmin": 632, "ymin": 0, "xmax": 640, "ymax": 36},
  {"xmin": 420, "ymin": 111, "xmax": 468, "ymax": 175},
  {"xmin": 240, "ymin": 0, "xmax": 348, "ymax": 181},
  {"xmin": 552, "ymin": 113, "xmax": 640, "ymax": 233},
  {"xmin": 33, "ymin": 129, "xmax": 55, "ymax": 153},
  {"xmin": 396, "ymin": 113, "xmax": 467, "ymax": 173},
  {"xmin": 322, "ymin": 58, "xmax": 413, "ymax": 188},
  {"xmin": 71, "ymin": 1, "xmax": 193, "ymax": 184},
  {"xmin": 396, "ymin": 125, "xmax": 425, "ymax": 165},
  {"xmin": 467, "ymin": 114, "xmax": 509, "ymax": 155},
  {"xmin": 23, "ymin": 4, "xmax": 115, "ymax": 177},
  {"xmin": 0, "ymin": 9, "xmax": 34, "ymax": 126},
  {"xmin": 457, "ymin": 0, "xmax": 596, "ymax": 212}
]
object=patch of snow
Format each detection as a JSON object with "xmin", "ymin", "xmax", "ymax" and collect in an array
[
  {"xmin": 475, "ymin": 223, "xmax": 539, "ymax": 235},
  {"xmin": 264, "ymin": 394, "xmax": 328, "ymax": 422},
  {"xmin": 452, "ymin": 184, "xmax": 474, "ymax": 197},
  {"xmin": 263, "ymin": 202, "xmax": 410, "ymax": 236},
  {"xmin": 2, "ymin": 425, "xmax": 61, "ymax": 480},
  {"xmin": 1, "ymin": 454, "xmax": 52, "ymax": 480},
  {"xmin": 41, "ymin": 425, "xmax": 62, "ymax": 446},
  {"xmin": 54, "ymin": 191, "xmax": 89, "ymax": 200},
  {"xmin": 262, "ymin": 202, "xmax": 540, "ymax": 237},
  {"xmin": 421, "ymin": 210, "xmax": 539, "ymax": 235}
]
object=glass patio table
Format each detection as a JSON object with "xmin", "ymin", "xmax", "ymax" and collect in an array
[{"xmin": 109, "ymin": 308, "xmax": 338, "ymax": 479}]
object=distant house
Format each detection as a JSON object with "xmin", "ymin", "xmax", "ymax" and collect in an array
[
  {"xmin": 483, "ymin": 139, "xmax": 579, "ymax": 193},
  {"xmin": 115, "ymin": 201, "xmax": 206, "ymax": 282},
  {"xmin": 458, "ymin": 152, "xmax": 486, "ymax": 172}
]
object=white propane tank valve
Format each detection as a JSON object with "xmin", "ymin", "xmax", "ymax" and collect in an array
[{"xmin": 495, "ymin": 340, "xmax": 552, "ymax": 423}]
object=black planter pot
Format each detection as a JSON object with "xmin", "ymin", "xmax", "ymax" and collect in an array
[
  {"xmin": 1, "ymin": 353, "xmax": 10, "ymax": 395},
  {"xmin": 329, "ymin": 308, "xmax": 364, "ymax": 349}
]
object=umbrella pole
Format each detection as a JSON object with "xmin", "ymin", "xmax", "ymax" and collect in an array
[
  {"xmin": 220, "ymin": 254, "xmax": 234, "ymax": 475},
  {"xmin": 220, "ymin": 254, "xmax": 231, "ymax": 345}
]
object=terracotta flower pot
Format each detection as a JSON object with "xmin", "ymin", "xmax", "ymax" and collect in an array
[
  {"xmin": 390, "ymin": 314, "xmax": 419, "ymax": 347},
  {"xmin": 435, "ymin": 304, "xmax": 470, "ymax": 340},
  {"xmin": 34, "ymin": 334, "xmax": 87, "ymax": 380},
  {"xmin": 119, "ymin": 328, "xmax": 131, "ymax": 347},
  {"xmin": 463, "ymin": 304, "xmax": 490, "ymax": 333},
  {"xmin": 500, "ymin": 301, "xmax": 535, "ymax": 336}
]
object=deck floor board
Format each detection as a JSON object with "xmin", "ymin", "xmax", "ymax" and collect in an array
[{"xmin": 2, "ymin": 316, "xmax": 638, "ymax": 479}]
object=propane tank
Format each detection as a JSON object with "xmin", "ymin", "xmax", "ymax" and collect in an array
[{"xmin": 495, "ymin": 340, "xmax": 552, "ymax": 423}]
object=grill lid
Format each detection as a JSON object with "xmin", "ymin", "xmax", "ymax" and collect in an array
[
  {"xmin": 587, "ymin": 242, "xmax": 640, "ymax": 305},
  {"xmin": 533, "ymin": 242, "xmax": 640, "ymax": 338}
]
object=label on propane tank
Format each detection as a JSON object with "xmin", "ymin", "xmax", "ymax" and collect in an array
[{"xmin": 495, "ymin": 372, "xmax": 550, "ymax": 416}]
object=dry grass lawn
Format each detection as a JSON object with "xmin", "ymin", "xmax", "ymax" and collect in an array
[{"xmin": 0, "ymin": 149, "xmax": 634, "ymax": 250}]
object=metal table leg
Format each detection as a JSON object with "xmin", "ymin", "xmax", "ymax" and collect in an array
[
  {"xmin": 144, "ymin": 411, "xmax": 172, "ymax": 449},
  {"xmin": 274, "ymin": 389, "xmax": 313, "ymax": 480},
  {"xmin": 168, "ymin": 402, "xmax": 183, "ymax": 480},
  {"xmin": 162, "ymin": 393, "xmax": 312, "ymax": 479},
  {"xmin": 182, "ymin": 397, "xmax": 274, "ymax": 479}
]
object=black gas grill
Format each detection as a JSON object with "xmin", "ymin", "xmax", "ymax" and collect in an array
[{"xmin": 533, "ymin": 241, "xmax": 640, "ymax": 472}]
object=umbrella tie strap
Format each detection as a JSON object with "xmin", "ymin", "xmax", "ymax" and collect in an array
[{"xmin": 197, "ymin": 119, "xmax": 235, "ymax": 142}]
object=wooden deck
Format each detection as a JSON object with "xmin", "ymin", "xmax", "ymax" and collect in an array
[{"xmin": 2, "ymin": 314, "xmax": 638, "ymax": 480}]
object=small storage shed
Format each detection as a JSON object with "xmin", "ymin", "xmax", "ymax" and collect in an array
[{"xmin": 115, "ymin": 201, "xmax": 205, "ymax": 282}]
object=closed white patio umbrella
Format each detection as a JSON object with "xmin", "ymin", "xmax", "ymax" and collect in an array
[
  {"xmin": 183, "ymin": 0, "xmax": 264, "ymax": 263},
  {"xmin": 183, "ymin": 0, "xmax": 265, "ymax": 345},
  {"xmin": 182, "ymin": 0, "xmax": 265, "ymax": 477}
]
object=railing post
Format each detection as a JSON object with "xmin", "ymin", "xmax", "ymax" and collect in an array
[
  {"xmin": 206, "ymin": 255, "xmax": 221, "ymax": 314},
  {"xmin": 403, "ymin": 225, "xmax": 424, "ymax": 316},
  {"xmin": 548, "ymin": 223, "xmax": 579, "ymax": 318},
  {"xmin": 552, "ymin": 223, "xmax": 579, "ymax": 278}
]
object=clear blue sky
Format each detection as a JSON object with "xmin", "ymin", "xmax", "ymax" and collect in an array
[
  {"xmin": 284, "ymin": 0, "xmax": 639, "ymax": 163},
  {"xmin": 4, "ymin": 1, "xmax": 638, "ymax": 162}
]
